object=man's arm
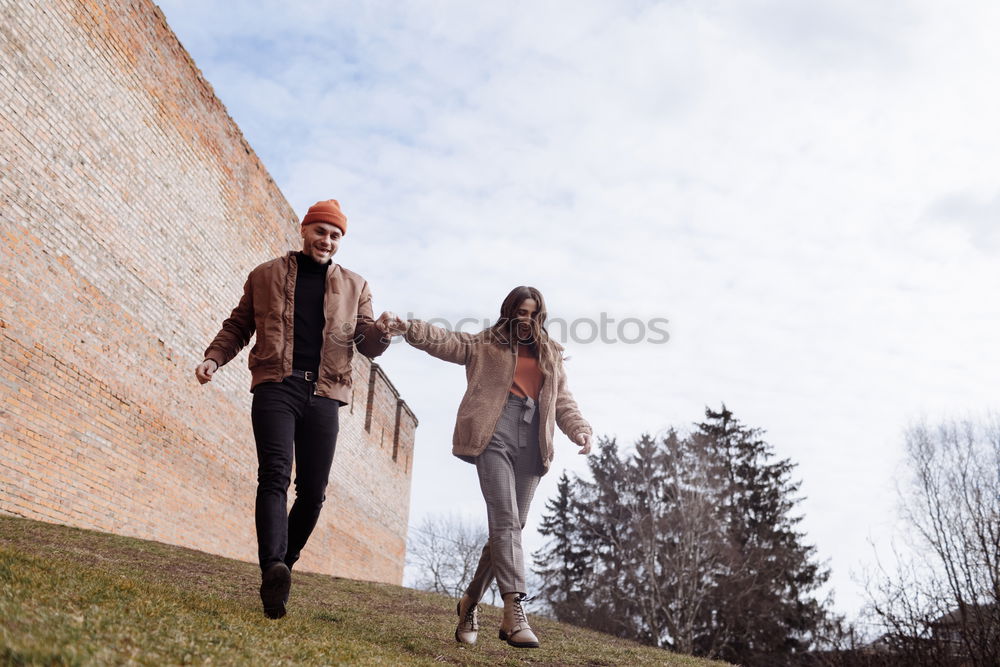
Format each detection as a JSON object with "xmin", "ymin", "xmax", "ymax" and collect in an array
[
  {"xmin": 353, "ymin": 281, "xmax": 391, "ymax": 359},
  {"xmin": 196, "ymin": 275, "xmax": 256, "ymax": 383}
]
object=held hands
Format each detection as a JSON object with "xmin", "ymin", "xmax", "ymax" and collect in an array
[
  {"xmin": 194, "ymin": 359, "xmax": 218, "ymax": 385},
  {"xmin": 574, "ymin": 432, "xmax": 592, "ymax": 456},
  {"xmin": 375, "ymin": 311, "xmax": 408, "ymax": 337}
]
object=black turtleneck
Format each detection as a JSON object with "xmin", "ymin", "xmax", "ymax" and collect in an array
[{"xmin": 293, "ymin": 252, "xmax": 330, "ymax": 374}]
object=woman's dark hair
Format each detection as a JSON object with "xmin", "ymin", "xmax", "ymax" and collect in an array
[{"xmin": 489, "ymin": 286, "xmax": 556, "ymax": 377}]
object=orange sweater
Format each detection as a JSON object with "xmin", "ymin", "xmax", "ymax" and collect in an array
[{"xmin": 510, "ymin": 344, "xmax": 543, "ymax": 401}]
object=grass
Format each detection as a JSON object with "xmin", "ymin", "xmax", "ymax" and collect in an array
[{"xmin": 0, "ymin": 515, "xmax": 728, "ymax": 666}]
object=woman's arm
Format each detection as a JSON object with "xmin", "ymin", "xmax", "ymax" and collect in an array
[
  {"xmin": 403, "ymin": 319, "xmax": 477, "ymax": 366},
  {"xmin": 554, "ymin": 357, "xmax": 592, "ymax": 449}
]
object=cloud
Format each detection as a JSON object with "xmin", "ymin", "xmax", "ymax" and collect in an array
[
  {"xmin": 729, "ymin": 0, "xmax": 915, "ymax": 70},
  {"xmin": 922, "ymin": 190, "xmax": 1000, "ymax": 249}
]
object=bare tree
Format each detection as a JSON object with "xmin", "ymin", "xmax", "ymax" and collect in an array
[
  {"xmin": 863, "ymin": 414, "xmax": 1000, "ymax": 666},
  {"xmin": 625, "ymin": 430, "xmax": 729, "ymax": 654},
  {"xmin": 406, "ymin": 513, "xmax": 495, "ymax": 604}
]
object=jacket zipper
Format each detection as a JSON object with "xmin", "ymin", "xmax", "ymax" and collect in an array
[
  {"xmin": 317, "ymin": 268, "xmax": 329, "ymax": 377},
  {"xmin": 282, "ymin": 254, "xmax": 294, "ymax": 375}
]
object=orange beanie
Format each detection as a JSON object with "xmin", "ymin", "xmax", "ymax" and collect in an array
[{"xmin": 301, "ymin": 199, "xmax": 347, "ymax": 235}]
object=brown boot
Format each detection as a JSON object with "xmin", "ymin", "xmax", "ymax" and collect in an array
[
  {"xmin": 455, "ymin": 594, "xmax": 479, "ymax": 645},
  {"xmin": 499, "ymin": 593, "xmax": 539, "ymax": 648}
]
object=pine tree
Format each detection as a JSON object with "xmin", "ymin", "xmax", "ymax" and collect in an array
[
  {"xmin": 533, "ymin": 471, "xmax": 591, "ymax": 621},
  {"xmin": 532, "ymin": 407, "xmax": 832, "ymax": 665},
  {"xmin": 572, "ymin": 436, "xmax": 631, "ymax": 635},
  {"xmin": 694, "ymin": 405, "xmax": 830, "ymax": 666}
]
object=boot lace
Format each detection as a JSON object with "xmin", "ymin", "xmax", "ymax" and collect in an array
[
  {"xmin": 461, "ymin": 599, "xmax": 479, "ymax": 630},
  {"xmin": 513, "ymin": 593, "xmax": 532, "ymax": 627}
]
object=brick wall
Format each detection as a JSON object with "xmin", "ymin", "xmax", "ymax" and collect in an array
[{"xmin": 0, "ymin": 0, "xmax": 416, "ymax": 584}]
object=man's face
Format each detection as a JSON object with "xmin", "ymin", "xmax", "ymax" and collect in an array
[
  {"xmin": 301, "ymin": 222, "xmax": 342, "ymax": 263},
  {"xmin": 513, "ymin": 298, "xmax": 538, "ymax": 342}
]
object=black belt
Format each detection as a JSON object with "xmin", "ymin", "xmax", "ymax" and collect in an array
[{"xmin": 291, "ymin": 369, "xmax": 317, "ymax": 382}]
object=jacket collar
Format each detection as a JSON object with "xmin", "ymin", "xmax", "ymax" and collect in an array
[{"xmin": 286, "ymin": 251, "xmax": 341, "ymax": 293}]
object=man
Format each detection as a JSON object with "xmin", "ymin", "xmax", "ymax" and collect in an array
[{"xmin": 194, "ymin": 199, "xmax": 396, "ymax": 619}]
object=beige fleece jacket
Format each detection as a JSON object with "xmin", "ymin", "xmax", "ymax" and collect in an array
[{"xmin": 405, "ymin": 320, "xmax": 592, "ymax": 473}]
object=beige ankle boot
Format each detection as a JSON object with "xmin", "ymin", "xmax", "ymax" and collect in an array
[
  {"xmin": 499, "ymin": 593, "xmax": 539, "ymax": 648},
  {"xmin": 455, "ymin": 594, "xmax": 479, "ymax": 644}
]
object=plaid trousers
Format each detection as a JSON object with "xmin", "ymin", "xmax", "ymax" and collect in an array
[{"xmin": 465, "ymin": 393, "xmax": 543, "ymax": 600}]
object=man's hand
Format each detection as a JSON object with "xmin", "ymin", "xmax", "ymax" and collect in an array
[
  {"xmin": 574, "ymin": 432, "xmax": 592, "ymax": 456},
  {"xmin": 195, "ymin": 359, "xmax": 218, "ymax": 385},
  {"xmin": 375, "ymin": 311, "xmax": 408, "ymax": 336}
]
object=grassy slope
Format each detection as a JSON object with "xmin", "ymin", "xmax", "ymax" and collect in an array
[{"xmin": 0, "ymin": 515, "xmax": 727, "ymax": 666}]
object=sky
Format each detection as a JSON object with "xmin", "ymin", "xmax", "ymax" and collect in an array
[{"xmin": 156, "ymin": 0, "xmax": 1000, "ymax": 618}]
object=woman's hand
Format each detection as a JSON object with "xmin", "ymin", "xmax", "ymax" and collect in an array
[
  {"xmin": 375, "ymin": 312, "xmax": 408, "ymax": 336},
  {"xmin": 386, "ymin": 315, "xmax": 409, "ymax": 336},
  {"xmin": 573, "ymin": 432, "xmax": 592, "ymax": 456}
]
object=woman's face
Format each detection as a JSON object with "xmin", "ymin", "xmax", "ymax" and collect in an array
[{"xmin": 513, "ymin": 298, "xmax": 538, "ymax": 342}]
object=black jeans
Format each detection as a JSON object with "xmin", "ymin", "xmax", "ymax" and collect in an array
[{"xmin": 251, "ymin": 376, "xmax": 340, "ymax": 572}]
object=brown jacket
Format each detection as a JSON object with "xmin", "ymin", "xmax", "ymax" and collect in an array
[
  {"xmin": 204, "ymin": 251, "xmax": 388, "ymax": 403},
  {"xmin": 405, "ymin": 320, "xmax": 592, "ymax": 473}
]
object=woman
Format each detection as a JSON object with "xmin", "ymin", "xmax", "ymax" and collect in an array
[{"xmin": 388, "ymin": 286, "xmax": 592, "ymax": 649}]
